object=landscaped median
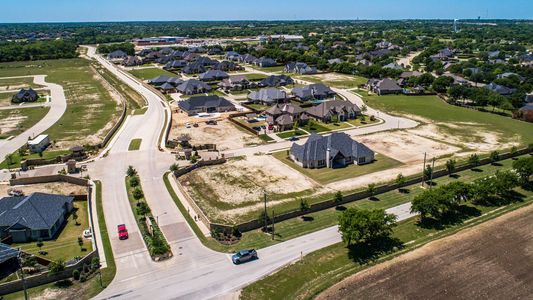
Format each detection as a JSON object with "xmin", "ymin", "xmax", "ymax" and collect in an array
[
  {"xmin": 128, "ymin": 138, "xmax": 142, "ymax": 151},
  {"xmin": 125, "ymin": 166, "xmax": 172, "ymax": 260}
]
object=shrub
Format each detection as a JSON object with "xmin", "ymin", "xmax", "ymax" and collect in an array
[
  {"xmin": 83, "ymin": 263, "xmax": 90, "ymax": 274},
  {"xmin": 127, "ymin": 165, "xmax": 137, "ymax": 177},
  {"xmin": 91, "ymin": 257, "xmax": 100, "ymax": 270},
  {"xmin": 129, "ymin": 176, "xmax": 140, "ymax": 187},
  {"xmin": 72, "ymin": 269, "xmax": 80, "ymax": 280},
  {"xmin": 48, "ymin": 260, "xmax": 65, "ymax": 275},
  {"xmin": 132, "ymin": 187, "xmax": 144, "ymax": 200},
  {"xmin": 79, "ymin": 274, "xmax": 86, "ymax": 283}
]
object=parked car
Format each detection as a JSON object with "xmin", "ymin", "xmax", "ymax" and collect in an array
[
  {"xmin": 206, "ymin": 120, "xmax": 217, "ymax": 125},
  {"xmin": 185, "ymin": 123, "xmax": 192, "ymax": 128},
  {"xmin": 193, "ymin": 123, "xmax": 199, "ymax": 127},
  {"xmin": 83, "ymin": 228, "xmax": 92, "ymax": 238},
  {"xmin": 232, "ymin": 249, "xmax": 258, "ymax": 264},
  {"xmin": 8, "ymin": 189, "xmax": 24, "ymax": 197},
  {"xmin": 117, "ymin": 224, "xmax": 129, "ymax": 240},
  {"xmin": 288, "ymin": 136, "xmax": 299, "ymax": 141}
]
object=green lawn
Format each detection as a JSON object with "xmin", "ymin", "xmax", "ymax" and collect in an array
[
  {"xmin": 129, "ymin": 68, "xmax": 177, "ymax": 80},
  {"xmin": 362, "ymin": 94, "xmax": 533, "ymax": 146},
  {"xmin": 273, "ymin": 150, "xmax": 403, "ymax": 185},
  {"xmin": 94, "ymin": 65, "xmax": 145, "ymax": 109},
  {"xmin": 277, "ymin": 129, "xmax": 308, "ymax": 139},
  {"xmin": 293, "ymin": 74, "xmax": 367, "ymax": 89},
  {"xmin": 128, "ymin": 138, "xmax": 142, "ymax": 151},
  {"xmin": 346, "ymin": 115, "xmax": 380, "ymax": 127},
  {"xmin": 0, "ymin": 59, "xmax": 122, "ymax": 147},
  {"xmin": 256, "ymin": 65, "xmax": 285, "ymax": 72},
  {"xmin": 241, "ymin": 191, "xmax": 533, "ymax": 300},
  {"xmin": 0, "ymin": 76, "xmax": 42, "ymax": 89},
  {"xmin": 259, "ymin": 134, "xmax": 274, "ymax": 142},
  {"xmin": 11, "ymin": 201, "xmax": 92, "ymax": 262},
  {"xmin": 245, "ymin": 73, "xmax": 268, "ymax": 81},
  {"xmin": 2, "ymin": 181, "xmax": 117, "ymax": 300},
  {"xmin": 0, "ymin": 106, "xmax": 50, "ymax": 139},
  {"xmin": 0, "ymin": 149, "xmax": 71, "ymax": 169},
  {"xmin": 246, "ymin": 103, "xmax": 270, "ymax": 111}
]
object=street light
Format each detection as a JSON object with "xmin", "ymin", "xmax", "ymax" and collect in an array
[{"xmin": 156, "ymin": 212, "xmax": 167, "ymax": 225}]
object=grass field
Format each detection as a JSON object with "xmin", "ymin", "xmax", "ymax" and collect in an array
[
  {"xmin": 277, "ymin": 129, "xmax": 308, "ymax": 139},
  {"xmin": 11, "ymin": 201, "xmax": 92, "ymax": 262},
  {"xmin": 0, "ymin": 106, "xmax": 50, "ymax": 139},
  {"xmin": 255, "ymin": 65, "xmax": 285, "ymax": 73},
  {"xmin": 128, "ymin": 138, "xmax": 142, "ymax": 151},
  {"xmin": 363, "ymin": 94, "xmax": 533, "ymax": 146},
  {"xmin": 0, "ymin": 76, "xmax": 41, "ymax": 89},
  {"xmin": 294, "ymin": 73, "xmax": 367, "ymax": 89},
  {"xmin": 273, "ymin": 150, "xmax": 403, "ymax": 185},
  {"xmin": 94, "ymin": 64, "xmax": 145, "ymax": 109},
  {"xmin": 0, "ymin": 59, "xmax": 122, "ymax": 148},
  {"xmin": 245, "ymin": 73, "xmax": 268, "ymax": 81},
  {"xmin": 129, "ymin": 68, "xmax": 177, "ymax": 80}
]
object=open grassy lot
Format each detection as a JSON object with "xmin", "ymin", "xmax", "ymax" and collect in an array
[
  {"xmin": 0, "ymin": 106, "xmax": 50, "ymax": 139},
  {"xmin": 277, "ymin": 129, "xmax": 308, "ymax": 139},
  {"xmin": 94, "ymin": 64, "xmax": 145, "ymax": 109},
  {"xmin": 241, "ymin": 187, "xmax": 533, "ymax": 300},
  {"xmin": 0, "ymin": 59, "xmax": 122, "ymax": 148},
  {"xmin": 128, "ymin": 67, "xmax": 177, "ymax": 80},
  {"xmin": 245, "ymin": 73, "xmax": 268, "ymax": 81},
  {"xmin": 346, "ymin": 115, "xmax": 380, "ymax": 127},
  {"xmin": 363, "ymin": 94, "xmax": 533, "ymax": 147},
  {"xmin": 294, "ymin": 73, "xmax": 367, "ymax": 88},
  {"xmin": 255, "ymin": 65, "xmax": 285, "ymax": 73},
  {"xmin": 0, "ymin": 76, "xmax": 41, "ymax": 89},
  {"xmin": 11, "ymin": 201, "xmax": 92, "ymax": 262},
  {"xmin": 246, "ymin": 103, "xmax": 270, "ymax": 111},
  {"xmin": 0, "ymin": 149, "xmax": 70, "ymax": 169},
  {"xmin": 128, "ymin": 138, "xmax": 142, "ymax": 151},
  {"xmin": 273, "ymin": 150, "xmax": 403, "ymax": 185}
]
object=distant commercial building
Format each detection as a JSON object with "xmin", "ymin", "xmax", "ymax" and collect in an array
[{"xmin": 133, "ymin": 36, "xmax": 186, "ymax": 46}]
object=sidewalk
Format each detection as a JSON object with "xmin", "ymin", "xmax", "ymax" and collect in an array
[{"xmin": 89, "ymin": 180, "xmax": 107, "ymax": 268}]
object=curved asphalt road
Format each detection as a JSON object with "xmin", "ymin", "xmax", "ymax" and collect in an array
[
  {"xmin": 0, "ymin": 75, "xmax": 67, "ymax": 161},
  {"xmin": 83, "ymin": 49, "xmax": 418, "ymax": 300}
]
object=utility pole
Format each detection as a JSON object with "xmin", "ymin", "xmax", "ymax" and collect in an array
[
  {"xmin": 18, "ymin": 250, "xmax": 28, "ymax": 300},
  {"xmin": 422, "ymin": 152, "xmax": 427, "ymax": 187},
  {"xmin": 271, "ymin": 209, "xmax": 275, "ymax": 240},
  {"xmin": 429, "ymin": 158, "xmax": 436, "ymax": 189},
  {"xmin": 263, "ymin": 190, "xmax": 268, "ymax": 231}
]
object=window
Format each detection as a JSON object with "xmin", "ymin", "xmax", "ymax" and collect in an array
[{"xmin": 359, "ymin": 157, "xmax": 366, "ymax": 164}]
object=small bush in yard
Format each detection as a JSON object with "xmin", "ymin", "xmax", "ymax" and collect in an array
[
  {"xmin": 72, "ymin": 269, "xmax": 80, "ymax": 280},
  {"xmin": 79, "ymin": 274, "xmax": 86, "ymax": 282}
]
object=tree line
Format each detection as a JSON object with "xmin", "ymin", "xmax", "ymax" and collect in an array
[{"xmin": 0, "ymin": 40, "xmax": 78, "ymax": 62}]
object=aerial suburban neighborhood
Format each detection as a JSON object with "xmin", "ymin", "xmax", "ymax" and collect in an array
[{"xmin": 0, "ymin": 1, "xmax": 532, "ymax": 299}]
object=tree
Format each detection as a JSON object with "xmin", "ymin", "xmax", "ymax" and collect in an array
[
  {"xmin": 300, "ymin": 199, "xmax": 310, "ymax": 212},
  {"xmin": 72, "ymin": 210, "xmax": 79, "ymax": 225},
  {"xmin": 424, "ymin": 164, "xmax": 433, "ymax": 182},
  {"xmin": 4, "ymin": 154, "xmax": 13, "ymax": 166},
  {"xmin": 127, "ymin": 166, "xmax": 137, "ymax": 177},
  {"xmin": 169, "ymin": 163, "xmax": 179, "ymax": 172},
  {"xmin": 18, "ymin": 147, "xmax": 27, "ymax": 157},
  {"xmin": 411, "ymin": 182, "xmax": 472, "ymax": 221},
  {"xmin": 78, "ymin": 236, "xmax": 84, "ymax": 251},
  {"xmin": 132, "ymin": 187, "xmax": 144, "ymax": 200},
  {"xmin": 396, "ymin": 173, "xmax": 406, "ymax": 192},
  {"xmin": 445, "ymin": 159, "xmax": 456, "ymax": 176},
  {"xmin": 129, "ymin": 176, "xmax": 140, "ymax": 187},
  {"xmin": 469, "ymin": 154, "xmax": 480, "ymax": 167},
  {"xmin": 36, "ymin": 238, "xmax": 44, "ymax": 251},
  {"xmin": 367, "ymin": 183, "xmax": 376, "ymax": 196},
  {"xmin": 338, "ymin": 208, "xmax": 397, "ymax": 246},
  {"xmin": 48, "ymin": 260, "xmax": 66, "ymax": 276},
  {"xmin": 510, "ymin": 146, "xmax": 518, "ymax": 157},
  {"xmin": 334, "ymin": 191, "xmax": 343, "ymax": 206},
  {"xmin": 490, "ymin": 151, "xmax": 500, "ymax": 164},
  {"xmin": 512, "ymin": 156, "xmax": 533, "ymax": 185}
]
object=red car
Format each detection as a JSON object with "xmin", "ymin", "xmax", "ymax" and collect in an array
[{"xmin": 117, "ymin": 224, "xmax": 128, "ymax": 240}]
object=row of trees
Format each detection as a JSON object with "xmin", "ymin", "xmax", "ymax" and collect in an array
[
  {"xmin": 0, "ymin": 40, "xmax": 78, "ymax": 62},
  {"xmin": 96, "ymin": 42, "xmax": 135, "ymax": 55}
]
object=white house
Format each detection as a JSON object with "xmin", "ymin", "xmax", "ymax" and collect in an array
[{"xmin": 28, "ymin": 134, "xmax": 50, "ymax": 153}]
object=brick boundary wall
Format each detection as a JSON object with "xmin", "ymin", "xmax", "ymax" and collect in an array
[{"xmin": 9, "ymin": 175, "xmax": 89, "ymax": 187}]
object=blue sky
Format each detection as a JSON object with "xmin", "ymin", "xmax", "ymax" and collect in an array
[{"xmin": 2, "ymin": 0, "xmax": 532, "ymax": 23}]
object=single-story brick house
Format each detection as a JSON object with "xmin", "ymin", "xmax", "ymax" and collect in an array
[
  {"xmin": 290, "ymin": 132, "xmax": 374, "ymax": 169},
  {"xmin": 178, "ymin": 95, "xmax": 235, "ymax": 116},
  {"xmin": 305, "ymin": 100, "xmax": 361, "ymax": 123},
  {"xmin": 0, "ymin": 193, "xmax": 74, "ymax": 243}
]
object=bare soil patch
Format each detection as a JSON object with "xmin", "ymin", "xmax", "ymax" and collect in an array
[
  {"xmin": 318, "ymin": 203, "xmax": 533, "ymax": 300},
  {"xmin": 178, "ymin": 155, "xmax": 317, "ymax": 222},
  {"xmin": 0, "ymin": 182, "xmax": 87, "ymax": 197},
  {"xmin": 171, "ymin": 118, "xmax": 261, "ymax": 151}
]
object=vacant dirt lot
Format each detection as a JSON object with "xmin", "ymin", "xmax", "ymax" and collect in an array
[
  {"xmin": 0, "ymin": 182, "xmax": 87, "ymax": 197},
  {"xmin": 318, "ymin": 203, "xmax": 533, "ymax": 300},
  {"xmin": 358, "ymin": 130, "xmax": 460, "ymax": 164},
  {"xmin": 171, "ymin": 118, "xmax": 261, "ymax": 151},
  {"xmin": 179, "ymin": 155, "xmax": 317, "ymax": 222}
]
